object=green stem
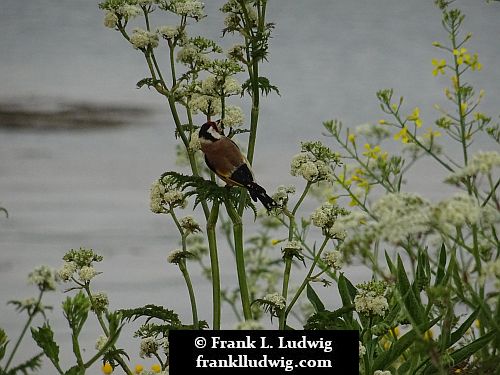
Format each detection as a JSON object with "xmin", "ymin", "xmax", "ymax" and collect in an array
[
  {"xmin": 284, "ymin": 236, "xmax": 330, "ymax": 318},
  {"xmin": 71, "ymin": 331, "xmax": 84, "ymax": 369},
  {"xmin": 179, "ymin": 260, "xmax": 199, "ymax": 329},
  {"xmin": 225, "ymin": 200, "xmax": 252, "ymax": 320},
  {"xmin": 4, "ymin": 289, "xmax": 44, "ymax": 372},
  {"xmin": 207, "ymin": 201, "xmax": 221, "ymax": 329}
]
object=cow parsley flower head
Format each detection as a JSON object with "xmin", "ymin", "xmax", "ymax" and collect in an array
[
  {"xmin": 446, "ymin": 151, "xmax": 500, "ymax": 183},
  {"xmin": 150, "ymin": 178, "xmax": 187, "ymax": 213},
  {"xmin": 92, "ymin": 291, "xmax": 109, "ymax": 313},
  {"xmin": 103, "ymin": 11, "xmax": 118, "ymax": 28},
  {"xmin": 433, "ymin": 193, "xmax": 481, "ymax": 232},
  {"xmin": 28, "ymin": 266, "xmax": 58, "ymax": 291},
  {"xmin": 223, "ymin": 105, "xmax": 244, "ymax": 127},
  {"xmin": 263, "ymin": 293, "xmax": 286, "ymax": 310},
  {"xmin": 139, "ymin": 337, "xmax": 158, "ymax": 358},
  {"xmin": 189, "ymin": 94, "xmax": 221, "ymax": 116},
  {"xmin": 78, "ymin": 266, "xmax": 98, "ymax": 283},
  {"xmin": 171, "ymin": 0, "xmax": 204, "ymax": 19},
  {"xmin": 95, "ymin": 335, "xmax": 108, "ymax": 351},
  {"xmin": 310, "ymin": 203, "xmax": 349, "ymax": 236},
  {"xmin": 58, "ymin": 261, "xmax": 77, "ymax": 282},
  {"xmin": 167, "ymin": 249, "xmax": 192, "ymax": 264},
  {"xmin": 180, "ymin": 216, "xmax": 201, "ymax": 234},
  {"xmin": 322, "ymin": 250, "xmax": 343, "ymax": 271},
  {"xmin": 117, "ymin": 4, "xmax": 141, "ymax": 19},
  {"xmin": 130, "ymin": 28, "xmax": 159, "ymax": 50},
  {"xmin": 157, "ymin": 25, "xmax": 180, "ymax": 40},
  {"xmin": 272, "ymin": 185, "xmax": 296, "ymax": 207},
  {"xmin": 372, "ymin": 193, "xmax": 431, "ymax": 244},
  {"xmin": 290, "ymin": 142, "xmax": 339, "ymax": 183},
  {"xmin": 354, "ymin": 281, "xmax": 389, "ymax": 317}
]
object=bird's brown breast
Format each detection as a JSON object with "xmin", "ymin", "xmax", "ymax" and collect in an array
[{"xmin": 201, "ymin": 137, "xmax": 245, "ymax": 177}]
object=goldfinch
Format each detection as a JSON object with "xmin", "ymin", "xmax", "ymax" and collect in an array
[{"xmin": 198, "ymin": 121, "xmax": 277, "ymax": 210}]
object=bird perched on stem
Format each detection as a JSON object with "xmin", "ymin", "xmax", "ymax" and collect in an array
[{"xmin": 198, "ymin": 121, "xmax": 277, "ymax": 210}]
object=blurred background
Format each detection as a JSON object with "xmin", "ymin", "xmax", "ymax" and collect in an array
[{"xmin": 0, "ymin": 0, "xmax": 498, "ymax": 372}]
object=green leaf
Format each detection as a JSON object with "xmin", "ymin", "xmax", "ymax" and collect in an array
[
  {"xmin": 136, "ymin": 77, "xmax": 161, "ymax": 90},
  {"xmin": 120, "ymin": 304, "xmax": 182, "ymax": 327},
  {"xmin": 306, "ymin": 283, "xmax": 325, "ymax": 313},
  {"xmin": 449, "ymin": 308, "xmax": 480, "ymax": 347},
  {"xmin": 337, "ymin": 274, "xmax": 356, "ymax": 324},
  {"xmin": 303, "ymin": 305, "xmax": 355, "ymax": 330},
  {"xmin": 241, "ymin": 76, "xmax": 280, "ymax": 97},
  {"xmin": 372, "ymin": 316, "xmax": 440, "ymax": 370},
  {"xmin": 31, "ymin": 323, "xmax": 59, "ymax": 366},
  {"xmin": 6, "ymin": 353, "xmax": 43, "ymax": 375},
  {"xmin": 397, "ymin": 256, "xmax": 425, "ymax": 326},
  {"xmin": 0, "ymin": 328, "xmax": 8, "ymax": 361},
  {"xmin": 384, "ymin": 251, "xmax": 396, "ymax": 274},
  {"xmin": 423, "ymin": 331, "xmax": 496, "ymax": 374},
  {"xmin": 434, "ymin": 244, "xmax": 447, "ymax": 286},
  {"xmin": 62, "ymin": 292, "xmax": 90, "ymax": 337}
]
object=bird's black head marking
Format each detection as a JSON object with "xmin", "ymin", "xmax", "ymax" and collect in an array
[{"xmin": 199, "ymin": 121, "xmax": 222, "ymax": 142}]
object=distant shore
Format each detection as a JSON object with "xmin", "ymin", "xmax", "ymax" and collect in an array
[{"xmin": 0, "ymin": 98, "xmax": 154, "ymax": 130}]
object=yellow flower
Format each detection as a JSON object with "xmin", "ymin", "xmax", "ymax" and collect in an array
[
  {"xmin": 423, "ymin": 128, "xmax": 442, "ymax": 139},
  {"xmin": 390, "ymin": 326, "xmax": 400, "ymax": 337},
  {"xmin": 423, "ymin": 329, "xmax": 434, "ymax": 341},
  {"xmin": 348, "ymin": 198, "xmax": 358, "ymax": 207},
  {"xmin": 362, "ymin": 144, "xmax": 383, "ymax": 159},
  {"xmin": 460, "ymin": 102, "xmax": 468, "ymax": 116},
  {"xmin": 453, "ymin": 48, "xmax": 467, "ymax": 65},
  {"xmin": 393, "ymin": 127, "xmax": 410, "ymax": 144},
  {"xmin": 475, "ymin": 319, "xmax": 480, "ymax": 328},
  {"xmin": 431, "ymin": 58, "xmax": 446, "ymax": 76},
  {"xmin": 407, "ymin": 107, "xmax": 422, "ymax": 127},
  {"xmin": 151, "ymin": 364, "xmax": 162, "ymax": 373},
  {"xmin": 451, "ymin": 75, "xmax": 458, "ymax": 90},
  {"xmin": 378, "ymin": 119, "xmax": 387, "ymax": 125},
  {"xmin": 102, "ymin": 362, "xmax": 113, "ymax": 374},
  {"xmin": 271, "ymin": 239, "xmax": 281, "ymax": 246},
  {"xmin": 135, "ymin": 364, "xmax": 144, "ymax": 374},
  {"xmin": 327, "ymin": 195, "xmax": 338, "ymax": 204},
  {"xmin": 432, "ymin": 41, "xmax": 441, "ymax": 47},
  {"xmin": 348, "ymin": 133, "xmax": 356, "ymax": 144}
]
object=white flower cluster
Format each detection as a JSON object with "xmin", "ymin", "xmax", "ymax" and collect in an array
[
  {"xmin": 78, "ymin": 266, "xmax": 98, "ymax": 282},
  {"xmin": 28, "ymin": 266, "xmax": 58, "ymax": 291},
  {"xmin": 171, "ymin": 0, "xmax": 204, "ymax": 18},
  {"xmin": 117, "ymin": 4, "xmax": 142, "ymax": 19},
  {"xmin": 95, "ymin": 335, "xmax": 108, "ymax": 351},
  {"xmin": 446, "ymin": 151, "xmax": 500, "ymax": 183},
  {"xmin": 310, "ymin": 203, "xmax": 349, "ymax": 237},
  {"xmin": 263, "ymin": 293, "xmax": 286, "ymax": 310},
  {"xmin": 354, "ymin": 281, "xmax": 389, "ymax": 317},
  {"xmin": 372, "ymin": 193, "xmax": 431, "ymax": 244},
  {"xmin": 157, "ymin": 25, "xmax": 180, "ymax": 40},
  {"xmin": 180, "ymin": 216, "xmax": 200, "ymax": 234},
  {"xmin": 177, "ymin": 44, "xmax": 211, "ymax": 67},
  {"xmin": 283, "ymin": 240, "xmax": 302, "ymax": 251},
  {"xmin": 322, "ymin": 250, "xmax": 343, "ymax": 271},
  {"xmin": 58, "ymin": 261, "xmax": 77, "ymax": 281},
  {"xmin": 290, "ymin": 153, "xmax": 333, "ymax": 182},
  {"xmin": 223, "ymin": 105, "xmax": 244, "ymax": 128},
  {"xmin": 139, "ymin": 337, "xmax": 158, "ymax": 358},
  {"xmin": 104, "ymin": 11, "xmax": 119, "ymax": 28},
  {"xmin": 150, "ymin": 180, "xmax": 186, "ymax": 213},
  {"xmin": 359, "ymin": 341, "xmax": 366, "ymax": 357},
  {"xmin": 235, "ymin": 320, "xmax": 264, "ymax": 330},
  {"xmin": 189, "ymin": 93, "xmax": 221, "ymax": 116},
  {"xmin": 92, "ymin": 291, "xmax": 109, "ymax": 312},
  {"xmin": 432, "ymin": 193, "xmax": 481, "ymax": 231},
  {"xmin": 130, "ymin": 28, "xmax": 159, "ymax": 49},
  {"xmin": 271, "ymin": 185, "xmax": 296, "ymax": 208}
]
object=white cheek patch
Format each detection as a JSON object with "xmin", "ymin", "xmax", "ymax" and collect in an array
[{"xmin": 208, "ymin": 126, "xmax": 221, "ymax": 139}]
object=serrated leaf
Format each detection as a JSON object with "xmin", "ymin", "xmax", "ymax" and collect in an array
[
  {"xmin": 4, "ymin": 352, "xmax": 43, "ymax": 375},
  {"xmin": 62, "ymin": 292, "xmax": 90, "ymax": 337},
  {"xmin": 31, "ymin": 323, "xmax": 59, "ymax": 365},
  {"xmin": 306, "ymin": 283, "xmax": 325, "ymax": 313},
  {"xmin": 136, "ymin": 77, "xmax": 161, "ymax": 89},
  {"xmin": 120, "ymin": 304, "xmax": 182, "ymax": 327},
  {"xmin": 384, "ymin": 251, "xmax": 396, "ymax": 274}
]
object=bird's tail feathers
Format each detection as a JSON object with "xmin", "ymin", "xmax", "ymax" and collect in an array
[{"xmin": 246, "ymin": 182, "xmax": 277, "ymax": 210}]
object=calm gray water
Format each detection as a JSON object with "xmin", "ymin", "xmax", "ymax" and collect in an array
[{"xmin": 0, "ymin": 0, "xmax": 499, "ymax": 372}]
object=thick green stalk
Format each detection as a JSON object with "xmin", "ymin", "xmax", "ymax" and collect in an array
[
  {"xmin": 207, "ymin": 202, "xmax": 221, "ymax": 329},
  {"xmin": 179, "ymin": 260, "xmax": 199, "ymax": 329},
  {"xmin": 225, "ymin": 200, "xmax": 253, "ymax": 320}
]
